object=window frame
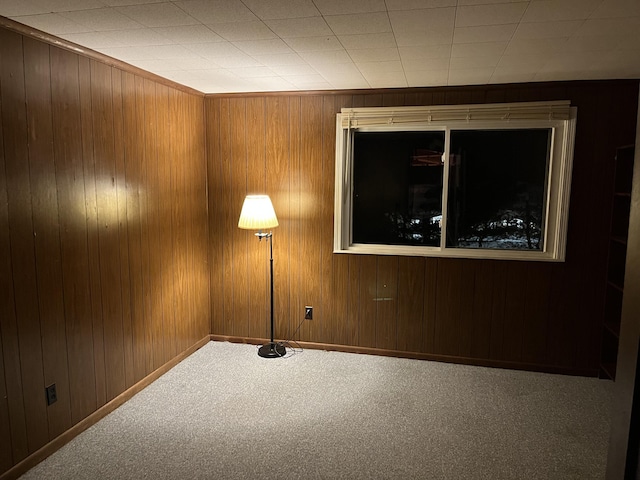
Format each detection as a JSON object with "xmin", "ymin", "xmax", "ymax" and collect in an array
[{"xmin": 334, "ymin": 101, "xmax": 577, "ymax": 262}]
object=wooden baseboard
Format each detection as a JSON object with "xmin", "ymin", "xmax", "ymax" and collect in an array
[
  {"xmin": 0, "ymin": 336, "xmax": 211, "ymax": 480},
  {"xmin": 210, "ymin": 334, "xmax": 598, "ymax": 377}
]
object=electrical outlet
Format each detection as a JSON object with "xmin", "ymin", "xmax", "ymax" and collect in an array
[
  {"xmin": 305, "ymin": 306, "xmax": 313, "ymax": 320},
  {"xmin": 45, "ymin": 384, "xmax": 57, "ymax": 406}
]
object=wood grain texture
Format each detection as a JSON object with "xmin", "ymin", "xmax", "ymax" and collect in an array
[
  {"xmin": 205, "ymin": 80, "xmax": 638, "ymax": 379},
  {"xmin": 0, "ymin": 25, "xmax": 209, "ymax": 476}
]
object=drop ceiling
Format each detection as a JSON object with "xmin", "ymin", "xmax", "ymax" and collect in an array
[{"xmin": 1, "ymin": 0, "xmax": 639, "ymax": 94}]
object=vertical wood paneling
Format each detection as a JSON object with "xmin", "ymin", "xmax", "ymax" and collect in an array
[
  {"xmin": 229, "ymin": 98, "xmax": 250, "ymax": 338},
  {"xmin": 220, "ymin": 98, "xmax": 234, "ymax": 337},
  {"xmin": 0, "ymin": 29, "xmax": 29, "ymax": 464},
  {"xmin": 299, "ymin": 96, "xmax": 323, "ymax": 342},
  {"xmin": 434, "ymin": 259, "xmax": 462, "ymax": 355},
  {"xmin": 23, "ymin": 38, "xmax": 72, "ymax": 440},
  {"xmin": 423, "ymin": 258, "xmax": 438, "ymax": 353},
  {"xmin": 265, "ymin": 97, "xmax": 290, "ymax": 341},
  {"xmin": 1, "ymin": 25, "xmax": 209, "ymax": 475},
  {"xmin": 376, "ymin": 256, "xmax": 399, "ymax": 350},
  {"xmin": 91, "ymin": 60, "xmax": 126, "ymax": 402},
  {"xmin": 470, "ymin": 261, "xmax": 493, "ymax": 359},
  {"xmin": 79, "ymin": 57, "xmax": 107, "ymax": 409},
  {"xmin": 207, "ymin": 97, "xmax": 224, "ymax": 337},
  {"xmin": 358, "ymin": 256, "xmax": 377, "ymax": 348},
  {"xmin": 113, "ymin": 70, "xmax": 135, "ymax": 389},
  {"xmin": 396, "ymin": 257, "xmax": 425, "ymax": 353},
  {"xmin": 122, "ymin": 71, "xmax": 146, "ymax": 383},
  {"xmin": 1, "ymin": 29, "xmax": 49, "ymax": 454},
  {"xmin": 50, "ymin": 47, "xmax": 97, "ymax": 425},
  {"xmin": 246, "ymin": 97, "xmax": 267, "ymax": 340},
  {"xmin": 288, "ymin": 97, "xmax": 301, "ymax": 342}
]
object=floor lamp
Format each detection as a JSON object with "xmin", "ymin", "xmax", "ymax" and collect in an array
[{"xmin": 238, "ymin": 195, "xmax": 286, "ymax": 358}]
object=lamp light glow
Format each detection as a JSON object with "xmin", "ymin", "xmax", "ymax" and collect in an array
[{"xmin": 238, "ymin": 195, "xmax": 279, "ymax": 230}]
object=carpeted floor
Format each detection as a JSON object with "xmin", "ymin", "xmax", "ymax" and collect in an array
[{"xmin": 20, "ymin": 341, "xmax": 613, "ymax": 479}]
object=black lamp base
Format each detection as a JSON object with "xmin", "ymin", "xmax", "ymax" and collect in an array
[{"xmin": 258, "ymin": 342, "xmax": 286, "ymax": 358}]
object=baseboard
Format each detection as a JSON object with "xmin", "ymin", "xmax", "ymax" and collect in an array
[
  {"xmin": 210, "ymin": 334, "xmax": 598, "ymax": 377},
  {"xmin": 0, "ymin": 335, "xmax": 211, "ymax": 480}
]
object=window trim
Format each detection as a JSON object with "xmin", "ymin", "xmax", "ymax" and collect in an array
[{"xmin": 334, "ymin": 101, "xmax": 577, "ymax": 262}]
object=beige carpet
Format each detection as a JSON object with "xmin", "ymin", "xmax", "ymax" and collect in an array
[{"xmin": 20, "ymin": 341, "xmax": 613, "ymax": 479}]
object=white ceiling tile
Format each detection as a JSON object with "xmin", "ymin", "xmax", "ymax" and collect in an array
[
  {"xmin": 269, "ymin": 64, "xmax": 317, "ymax": 75},
  {"xmin": 12, "ymin": 13, "xmax": 90, "ymax": 34},
  {"xmin": 364, "ymin": 71, "xmax": 407, "ymax": 87},
  {"xmin": 356, "ymin": 60, "xmax": 403, "ymax": 75},
  {"xmin": 339, "ymin": 32, "xmax": 397, "ymax": 49},
  {"xmin": 560, "ymin": 34, "xmax": 625, "ymax": 53},
  {"xmin": 315, "ymin": 62, "xmax": 368, "ymax": 82},
  {"xmin": 504, "ymin": 37, "xmax": 567, "ymax": 55},
  {"xmin": 131, "ymin": 56, "xmax": 219, "ymax": 71},
  {"xmin": 574, "ymin": 17, "xmax": 640, "ymax": 38},
  {"xmin": 228, "ymin": 66, "xmax": 276, "ymax": 77},
  {"xmin": 60, "ymin": 8, "xmax": 143, "ymax": 31},
  {"xmin": 2, "ymin": 0, "xmax": 55, "ymax": 16},
  {"xmin": 399, "ymin": 45, "xmax": 452, "ymax": 60},
  {"xmin": 97, "ymin": 46, "xmax": 157, "ymax": 61},
  {"xmin": 104, "ymin": 28, "xmax": 173, "ymax": 46},
  {"xmin": 386, "ymin": 0, "xmax": 456, "ymax": 10},
  {"xmin": 186, "ymin": 41, "xmax": 244, "ymax": 57},
  {"xmin": 402, "ymin": 57, "xmax": 450, "ymax": 71},
  {"xmin": 497, "ymin": 53, "xmax": 548, "ymax": 67},
  {"xmin": 265, "ymin": 17, "xmax": 332, "ymax": 37},
  {"xmin": 252, "ymin": 53, "xmax": 306, "ymax": 66},
  {"xmin": 233, "ymin": 38, "xmax": 293, "ymax": 55},
  {"xmin": 101, "ymin": 0, "xmax": 165, "ymax": 5},
  {"xmin": 447, "ymin": 67, "xmax": 494, "ymax": 85},
  {"xmin": 207, "ymin": 21, "xmax": 276, "ymax": 41},
  {"xmin": 60, "ymin": 31, "xmax": 126, "ymax": 48},
  {"xmin": 451, "ymin": 41, "xmax": 508, "ymax": 57},
  {"xmin": 31, "ymin": 0, "xmax": 105, "ymax": 10},
  {"xmin": 324, "ymin": 12, "xmax": 392, "ymax": 35},
  {"xmin": 174, "ymin": 0, "xmax": 258, "ymax": 24},
  {"xmin": 245, "ymin": 76, "xmax": 296, "ymax": 92},
  {"xmin": 456, "ymin": 2, "xmax": 528, "ymax": 27},
  {"xmin": 298, "ymin": 49, "xmax": 352, "ymax": 64},
  {"xmin": 152, "ymin": 25, "xmax": 224, "ymax": 44},
  {"xmin": 490, "ymin": 67, "xmax": 537, "ymax": 84},
  {"xmin": 348, "ymin": 47, "xmax": 400, "ymax": 62},
  {"xmin": 591, "ymin": 0, "xmax": 640, "ymax": 18},
  {"xmin": 210, "ymin": 55, "xmax": 261, "ymax": 67},
  {"xmin": 458, "ymin": 0, "xmax": 530, "ymax": 4},
  {"xmin": 142, "ymin": 44, "xmax": 201, "ymax": 59},
  {"xmin": 449, "ymin": 54, "xmax": 501, "ymax": 69},
  {"xmin": 390, "ymin": 8, "xmax": 455, "ymax": 45},
  {"xmin": 512, "ymin": 20, "xmax": 583, "ymax": 40},
  {"xmin": 312, "ymin": 0, "xmax": 386, "ymax": 15},
  {"xmin": 240, "ymin": 0, "xmax": 320, "ymax": 19},
  {"xmin": 405, "ymin": 69, "xmax": 449, "ymax": 86},
  {"xmin": 116, "ymin": 3, "xmax": 198, "ymax": 27},
  {"xmin": 521, "ymin": 0, "xmax": 602, "ymax": 23},
  {"xmin": 453, "ymin": 24, "xmax": 518, "ymax": 43},
  {"xmin": 284, "ymin": 35, "xmax": 342, "ymax": 51}
]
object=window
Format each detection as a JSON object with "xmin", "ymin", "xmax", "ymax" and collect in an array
[{"xmin": 334, "ymin": 102, "xmax": 577, "ymax": 261}]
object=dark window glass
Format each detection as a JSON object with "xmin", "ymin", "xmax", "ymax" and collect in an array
[
  {"xmin": 352, "ymin": 130, "xmax": 445, "ymax": 246},
  {"xmin": 447, "ymin": 129, "xmax": 551, "ymax": 250}
]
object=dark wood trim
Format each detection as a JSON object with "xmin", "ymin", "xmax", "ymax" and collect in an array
[
  {"xmin": 0, "ymin": 336, "xmax": 210, "ymax": 480},
  {"xmin": 209, "ymin": 334, "xmax": 599, "ymax": 377},
  {"xmin": 0, "ymin": 16, "xmax": 204, "ymax": 97}
]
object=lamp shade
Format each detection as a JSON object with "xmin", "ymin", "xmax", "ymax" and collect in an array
[{"xmin": 238, "ymin": 195, "xmax": 279, "ymax": 230}]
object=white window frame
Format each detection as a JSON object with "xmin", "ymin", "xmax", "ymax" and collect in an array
[{"xmin": 334, "ymin": 101, "xmax": 577, "ymax": 262}]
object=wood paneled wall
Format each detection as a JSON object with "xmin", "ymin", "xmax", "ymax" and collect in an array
[
  {"xmin": 0, "ymin": 27, "xmax": 209, "ymax": 475},
  {"xmin": 206, "ymin": 81, "xmax": 638, "ymax": 375}
]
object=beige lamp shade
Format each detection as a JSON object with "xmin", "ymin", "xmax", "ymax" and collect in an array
[{"xmin": 238, "ymin": 195, "xmax": 279, "ymax": 230}]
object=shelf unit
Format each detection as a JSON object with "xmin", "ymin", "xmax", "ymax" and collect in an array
[{"xmin": 600, "ymin": 145, "xmax": 635, "ymax": 380}]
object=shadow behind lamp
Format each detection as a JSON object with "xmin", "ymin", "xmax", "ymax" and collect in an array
[{"xmin": 238, "ymin": 195, "xmax": 285, "ymax": 358}]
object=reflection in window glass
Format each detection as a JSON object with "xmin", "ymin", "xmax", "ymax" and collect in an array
[
  {"xmin": 447, "ymin": 129, "xmax": 551, "ymax": 250},
  {"xmin": 352, "ymin": 131, "xmax": 445, "ymax": 246}
]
